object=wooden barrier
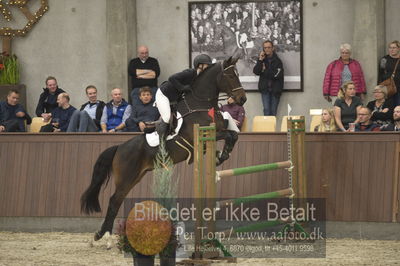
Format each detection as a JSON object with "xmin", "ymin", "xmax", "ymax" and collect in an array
[{"xmin": 0, "ymin": 132, "xmax": 398, "ymax": 223}]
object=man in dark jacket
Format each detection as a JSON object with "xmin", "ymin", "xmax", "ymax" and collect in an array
[
  {"xmin": 40, "ymin": 93, "xmax": 76, "ymax": 132},
  {"xmin": 128, "ymin": 45, "xmax": 160, "ymax": 105},
  {"xmin": 67, "ymin": 85, "xmax": 106, "ymax": 132},
  {"xmin": 354, "ymin": 107, "xmax": 380, "ymax": 131},
  {"xmin": 381, "ymin": 105, "xmax": 400, "ymax": 131},
  {"xmin": 35, "ymin": 76, "xmax": 65, "ymax": 120},
  {"xmin": 0, "ymin": 90, "xmax": 31, "ymax": 132},
  {"xmin": 253, "ymin": 40, "xmax": 284, "ymax": 116}
]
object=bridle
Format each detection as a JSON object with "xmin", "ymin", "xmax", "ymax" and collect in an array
[
  {"xmin": 179, "ymin": 61, "xmax": 244, "ymax": 118},
  {"xmin": 218, "ymin": 63, "xmax": 244, "ymax": 100}
]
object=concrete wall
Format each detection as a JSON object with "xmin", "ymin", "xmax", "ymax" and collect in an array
[
  {"xmin": 12, "ymin": 0, "xmax": 108, "ymax": 113},
  {"xmin": 5, "ymin": 0, "xmax": 399, "ymax": 129}
]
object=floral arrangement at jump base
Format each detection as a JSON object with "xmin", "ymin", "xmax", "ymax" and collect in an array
[
  {"xmin": 116, "ymin": 139, "xmax": 180, "ymax": 266},
  {"xmin": 0, "ymin": 52, "xmax": 19, "ymax": 85}
]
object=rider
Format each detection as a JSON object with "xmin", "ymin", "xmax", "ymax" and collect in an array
[{"xmin": 155, "ymin": 54, "xmax": 213, "ymax": 139}]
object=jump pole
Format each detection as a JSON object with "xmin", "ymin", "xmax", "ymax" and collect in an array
[{"xmin": 216, "ymin": 160, "xmax": 292, "ymax": 180}]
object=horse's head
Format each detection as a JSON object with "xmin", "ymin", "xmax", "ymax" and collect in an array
[{"xmin": 217, "ymin": 56, "xmax": 247, "ymax": 106}]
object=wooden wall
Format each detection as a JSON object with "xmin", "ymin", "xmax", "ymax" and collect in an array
[{"xmin": 0, "ymin": 132, "xmax": 399, "ymax": 222}]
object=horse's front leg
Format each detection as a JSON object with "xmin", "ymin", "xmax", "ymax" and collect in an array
[{"xmin": 216, "ymin": 130, "xmax": 238, "ymax": 166}]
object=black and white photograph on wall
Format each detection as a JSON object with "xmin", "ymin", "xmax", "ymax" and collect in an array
[{"xmin": 189, "ymin": 0, "xmax": 302, "ymax": 91}]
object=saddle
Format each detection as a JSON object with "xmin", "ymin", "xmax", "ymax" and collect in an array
[{"xmin": 144, "ymin": 103, "xmax": 179, "ymax": 134}]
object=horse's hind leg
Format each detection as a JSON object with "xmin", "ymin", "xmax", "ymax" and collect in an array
[{"xmin": 95, "ymin": 159, "xmax": 148, "ymax": 241}]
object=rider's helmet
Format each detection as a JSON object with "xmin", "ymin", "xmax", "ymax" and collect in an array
[{"xmin": 193, "ymin": 54, "xmax": 213, "ymax": 69}]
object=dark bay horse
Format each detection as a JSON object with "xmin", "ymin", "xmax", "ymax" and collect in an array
[{"xmin": 81, "ymin": 57, "xmax": 247, "ymax": 240}]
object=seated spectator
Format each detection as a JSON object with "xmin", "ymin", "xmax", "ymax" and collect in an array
[
  {"xmin": 35, "ymin": 76, "xmax": 65, "ymax": 121},
  {"xmin": 323, "ymin": 43, "xmax": 366, "ymax": 102},
  {"xmin": 221, "ymin": 96, "xmax": 245, "ymax": 130},
  {"xmin": 366, "ymin": 85, "xmax": 394, "ymax": 126},
  {"xmin": 40, "ymin": 93, "xmax": 76, "ymax": 132},
  {"xmin": 125, "ymin": 87, "xmax": 160, "ymax": 132},
  {"xmin": 381, "ymin": 105, "xmax": 400, "ymax": 131},
  {"xmin": 314, "ymin": 108, "xmax": 337, "ymax": 132},
  {"xmin": 67, "ymin": 85, "xmax": 106, "ymax": 132},
  {"xmin": 101, "ymin": 88, "xmax": 131, "ymax": 133},
  {"xmin": 355, "ymin": 107, "xmax": 380, "ymax": 131},
  {"xmin": 334, "ymin": 81, "xmax": 362, "ymax": 131},
  {"xmin": 0, "ymin": 90, "xmax": 31, "ymax": 132}
]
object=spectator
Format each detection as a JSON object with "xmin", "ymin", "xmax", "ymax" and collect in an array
[
  {"xmin": 40, "ymin": 93, "xmax": 76, "ymax": 132},
  {"xmin": 128, "ymin": 45, "xmax": 160, "ymax": 105},
  {"xmin": 323, "ymin": 43, "xmax": 366, "ymax": 102},
  {"xmin": 155, "ymin": 54, "xmax": 212, "ymax": 139},
  {"xmin": 35, "ymin": 76, "xmax": 65, "ymax": 120},
  {"xmin": 366, "ymin": 85, "xmax": 394, "ymax": 126},
  {"xmin": 381, "ymin": 105, "xmax": 400, "ymax": 131},
  {"xmin": 100, "ymin": 88, "xmax": 131, "ymax": 133},
  {"xmin": 314, "ymin": 108, "xmax": 337, "ymax": 132},
  {"xmin": 125, "ymin": 87, "xmax": 160, "ymax": 132},
  {"xmin": 378, "ymin": 40, "xmax": 400, "ymax": 105},
  {"xmin": 67, "ymin": 85, "xmax": 106, "ymax": 132},
  {"xmin": 334, "ymin": 81, "xmax": 362, "ymax": 131},
  {"xmin": 221, "ymin": 96, "xmax": 245, "ymax": 130},
  {"xmin": 253, "ymin": 40, "xmax": 284, "ymax": 116},
  {"xmin": 355, "ymin": 107, "xmax": 380, "ymax": 131},
  {"xmin": 0, "ymin": 90, "xmax": 31, "ymax": 132}
]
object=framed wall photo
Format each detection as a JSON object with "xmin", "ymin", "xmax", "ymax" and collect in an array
[{"xmin": 188, "ymin": 1, "xmax": 303, "ymax": 92}]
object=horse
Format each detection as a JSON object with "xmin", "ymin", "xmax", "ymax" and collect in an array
[{"xmin": 81, "ymin": 56, "xmax": 247, "ymax": 241}]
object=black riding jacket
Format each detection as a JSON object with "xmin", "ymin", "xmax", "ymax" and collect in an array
[{"xmin": 160, "ymin": 69, "xmax": 197, "ymax": 102}]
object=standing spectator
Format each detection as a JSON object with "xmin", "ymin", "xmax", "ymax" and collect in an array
[
  {"xmin": 366, "ymin": 85, "xmax": 394, "ymax": 126},
  {"xmin": 333, "ymin": 81, "xmax": 362, "ymax": 131},
  {"xmin": 314, "ymin": 108, "xmax": 337, "ymax": 132},
  {"xmin": 221, "ymin": 96, "xmax": 245, "ymax": 130},
  {"xmin": 0, "ymin": 90, "xmax": 31, "ymax": 132},
  {"xmin": 378, "ymin": 40, "xmax": 400, "ymax": 106},
  {"xmin": 101, "ymin": 88, "xmax": 131, "ymax": 133},
  {"xmin": 35, "ymin": 76, "xmax": 65, "ymax": 120},
  {"xmin": 323, "ymin": 44, "xmax": 366, "ymax": 102},
  {"xmin": 253, "ymin": 40, "xmax": 284, "ymax": 116},
  {"xmin": 125, "ymin": 87, "xmax": 160, "ymax": 132},
  {"xmin": 40, "ymin": 93, "xmax": 76, "ymax": 132},
  {"xmin": 67, "ymin": 85, "xmax": 106, "ymax": 132},
  {"xmin": 355, "ymin": 107, "xmax": 380, "ymax": 131},
  {"xmin": 381, "ymin": 105, "xmax": 400, "ymax": 131},
  {"xmin": 128, "ymin": 45, "xmax": 160, "ymax": 105}
]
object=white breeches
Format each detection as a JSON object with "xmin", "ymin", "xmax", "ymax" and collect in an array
[{"xmin": 155, "ymin": 89, "xmax": 171, "ymax": 123}]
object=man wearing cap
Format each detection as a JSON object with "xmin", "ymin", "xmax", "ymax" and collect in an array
[{"xmin": 155, "ymin": 54, "xmax": 213, "ymax": 139}]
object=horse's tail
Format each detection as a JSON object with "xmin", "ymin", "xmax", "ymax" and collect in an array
[{"xmin": 80, "ymin": 145, "xmax": 119, "ymax": 214}]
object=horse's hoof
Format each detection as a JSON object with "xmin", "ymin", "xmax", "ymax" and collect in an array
[{"xmin": 94, "ymin": 231, "xmax": 102, "ymax": 241}]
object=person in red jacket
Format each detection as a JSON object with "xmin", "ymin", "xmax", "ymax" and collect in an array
[{"xmin": 323, "ymin": 43, "xmax": 366, "ymax": 102}]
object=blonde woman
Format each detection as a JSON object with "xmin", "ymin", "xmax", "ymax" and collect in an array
[
  {"xmin": 334, "ymin": 81, "xmax": 362, "ymax": 131},
  {"xmin": 366, "ymin": 85, "xmax": 394, "ymax": 126},
  {"xmin": 314, "ymin": 108, "xmax": 337, "ymax": 132}
]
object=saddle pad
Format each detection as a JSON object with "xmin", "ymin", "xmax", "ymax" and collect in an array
[{"xmin": 145, "ymin": 112, "xmax": 184, "ymax": 147}]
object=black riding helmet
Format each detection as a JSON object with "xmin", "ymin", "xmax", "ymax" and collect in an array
[{"xmin": 193, "ymin": 54, "xmax": 212, "ymax": 69}]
